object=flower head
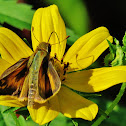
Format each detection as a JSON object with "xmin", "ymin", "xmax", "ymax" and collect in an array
[{"xmin": 0, "ymin": 5, "xmax": 126, "ymax": 125}]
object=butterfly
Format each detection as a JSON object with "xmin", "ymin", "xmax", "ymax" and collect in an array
[{"xmin": 0, "ymin": 35, "xmax": 62, "ymax": 108}]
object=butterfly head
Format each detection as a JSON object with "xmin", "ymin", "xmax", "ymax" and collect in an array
[{"xmin": 37, "ymin": 42, "xmax": 51, "ymax": 53}]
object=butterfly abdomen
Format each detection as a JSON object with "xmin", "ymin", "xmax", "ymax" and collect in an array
[{"xmin": 28, "ymin": 83, "xmax": 37, "ymax": 107}]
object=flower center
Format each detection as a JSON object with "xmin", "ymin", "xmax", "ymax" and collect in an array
[{"xmin": 50, "ymin": 58, "xmax": 68, "ymax": 82}]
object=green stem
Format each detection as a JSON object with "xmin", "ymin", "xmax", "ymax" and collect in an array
[
  {"xmin": 45, "ymin": 121, "xmax": 51, "ymax": 126},
  {"xmin": 92, "ymin": 82, "xmax": 126, "ymax": 126}
]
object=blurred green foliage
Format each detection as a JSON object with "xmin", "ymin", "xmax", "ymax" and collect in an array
[
  {"xmin": 0, "ymin": 0, "xmax": 35, "ymax": 30},
  {"xmin": 66, "ymin": 28, "xmax": 79, "ymax": 46},
  {"xmin": 0, "ymin": 0, "xmax": 90, "ymax": 45},
  {"xmin": 46, "ymin": 0, "xmax": 89, "ymax": 36},
  {"xmin": 0, "ymin": 105, "xmax": 27, "ymax": 126}
]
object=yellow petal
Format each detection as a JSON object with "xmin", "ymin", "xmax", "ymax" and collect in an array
[
  {"xmin": 28, "ymin": 95, "xmax": 59, "ymax": 125},
  {"xmin": 0, "ymin": 27, "xmax": 33, "ymax": 64},
  {"xmin": 64, "ymin": 66, "xmax": 126, "ymax": 92},
  {"xmin": 32, "ymin": 5, "xmax": 66, "ymax": 60},
  {"xmin": 67, "ymin": 55, "xmax": 94, "ymax": 72},
  {"xmin": 0, "ymin": 96, "xmax": 26, "ymax": 107},
  {"xmin": 58, "ymin": 86, "xmax": 98, "ymax": 121},
  {"xmin": 63, "ymin": 27, "xmax": 113, "ymax": 71},
  {"xmin": 0, "ymin": 58, "xmax": 12, "ymax": 76}
]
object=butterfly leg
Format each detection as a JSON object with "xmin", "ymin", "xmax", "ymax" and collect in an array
[{"xmin": 12, "ymin": 86, "xmax": 20, "ymax": 96}]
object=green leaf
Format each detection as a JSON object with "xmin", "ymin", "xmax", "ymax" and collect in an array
[
  {"xmin": 111, "ymin": 38, "xmax": 124, "ymax": 66},
  {"xmin": 0, "ymin": 0, "xmax": 35, "ymax": 30},
  {"xmin": 0, "ymin": 109, "xmax": 6, "ymax": 126},
  {"xmin": 0, "ymin": 105, "xmax": 18, "ymax": 126},
  {"xmin": 104, "ymin": 40, "xmax": 116, "ymax": 66},
  {"xmin": 3, "ymin": 107, "xmax": 20, "ymax": 113},
  {"xmin": 107, "ymin": 39, "xmax": 116, "ymax": 57},
  {"xmin": 46, "ymin": 0, "xmax": 89, "ymax": 36},
  {"xmin": 18, "ymin": 116, "xmax": 27, "ymax": 126},
  {"xmin": 49, "ymin": 113, "xmax": 73, "ymax": 126},
  {"xmin": 104, "ymin": 38, "xmax": 125, "ymax": 66},
  {"xmin": 26, "ymin": 117, "xmax": 40, "ymax": 126},
  {"xmin": 104, "ymin": 53, "xmax": 114, "ymax": 66},
  {"xmin": 122, "ymin": 32, "xmax": 126, "ymax": 47},
  {"xmin": 111, "ymin": 45, "xmax": 124, "ymax": 66},
  {"xmin": 122, "ymin": 46, "xmax": 126, "ymax": 53},
  {"xmin": 122, "ymin": 32, "xmax": 126, "ymax": 54},
  {"xmin": 114, "ymin": 38, "xmax": 119, "ymax": 45},
  {"xmin": 0, "ymin": 105, "xmax": 28, "ymax": 126}
]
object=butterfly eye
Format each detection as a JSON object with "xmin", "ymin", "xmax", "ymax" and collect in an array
[{"xmin": 48, "ymin": 44, "xmax": 51, "ymax": 53}]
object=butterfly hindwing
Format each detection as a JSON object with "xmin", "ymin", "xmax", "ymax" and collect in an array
[
  {"xmin": 36, "ymin": 60, "xmax": 61, "ymax": 103},
  {"xmin": 47, "ymin": 61, "xmax": 61, "ymax": 94}
]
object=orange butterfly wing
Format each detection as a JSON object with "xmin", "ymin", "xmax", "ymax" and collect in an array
[
  {"xmin": 36, "ymin": 60, "xmax": 61, "ymax": 103},
  {"xmin": 0, "ymin": 58, "xmax": 29, "ymax": 96}
]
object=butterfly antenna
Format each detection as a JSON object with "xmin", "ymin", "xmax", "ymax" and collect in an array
[
  {"xmin": 32, "ymin": 27, "xmax": 70, "ymax": 45},
  {"xmin": 47, "ymin": 31, "xmax": 61, "ymax": 58},
  {"xmin": 32, "ymin": 27, "xmax": 41, "ymax": 43},
  {"xmin": 49, "ymin": 31, "xmax": 70, "ymax": 45},
  {"xmin": 61, "ymin": 35, "xmax": 70, "ymax": 43},
  {"xmin": 47, "ymin": 31, "xmax": 60, "ymax": 44}
]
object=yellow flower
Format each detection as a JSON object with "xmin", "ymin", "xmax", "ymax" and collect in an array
[{"xmin": 0, "ymin": 4, "xmax": 126, "ymax": 125}]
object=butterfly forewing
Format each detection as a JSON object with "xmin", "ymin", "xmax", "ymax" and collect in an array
[{"xmin": 0, "ymin": 58, "xmax": 29, "ymax": 96}]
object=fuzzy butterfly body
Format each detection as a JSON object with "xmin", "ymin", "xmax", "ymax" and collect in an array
[{"xmin": 0, "ymin": 42, "xmax": 61, "ymax": 108}]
